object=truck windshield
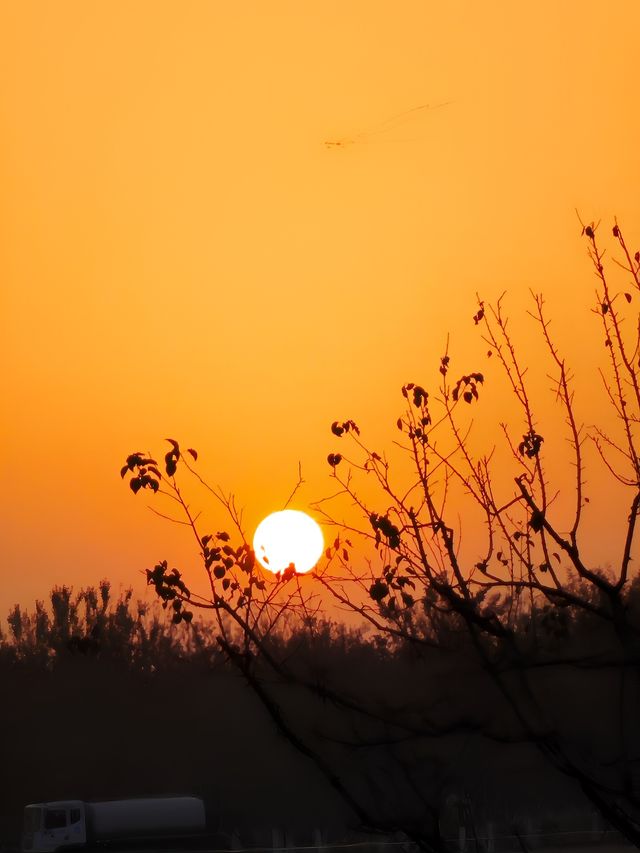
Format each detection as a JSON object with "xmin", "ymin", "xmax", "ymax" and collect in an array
[{"xmin": 44, "ymin": 810, "xmax": 67, "ymax": 830}]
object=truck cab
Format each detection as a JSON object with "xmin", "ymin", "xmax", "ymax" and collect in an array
[{"xmin": 22, "ymin": 801, "xmax": 87, "ymax": 853}]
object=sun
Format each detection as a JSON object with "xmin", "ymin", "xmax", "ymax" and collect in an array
[{"xmin": 253, "ymin": 510, "xmax": 324, "ymax": 575}]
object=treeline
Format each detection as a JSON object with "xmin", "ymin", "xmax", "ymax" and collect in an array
[
  {"xmin": 2, "ymin": 578, "xmax": 637, "ymax": 846},
  {"xmin": 1, "ymin": 581, "xmax": 208, "ymax": 668},
  {"xmin": 6, "ymin": 570, "xmax": 637, "ymax": 664}
]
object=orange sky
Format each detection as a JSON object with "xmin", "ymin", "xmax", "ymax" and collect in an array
[{"xmin": 2, "ymin": 1, "xmax": 640, "ymax": 620}]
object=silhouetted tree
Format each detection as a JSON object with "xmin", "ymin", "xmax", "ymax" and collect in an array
[{"xmin": 119, "ymin": 222, "xmax": 640, "ymax": 850}]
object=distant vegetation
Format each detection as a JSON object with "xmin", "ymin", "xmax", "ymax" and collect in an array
[
  {"xmin": 3, "ymin": 581, "xmax": 199, "ymax": 668},
  {"xmin": 3, "ymin": 578, "xmax": 636, "ymax": 847}
]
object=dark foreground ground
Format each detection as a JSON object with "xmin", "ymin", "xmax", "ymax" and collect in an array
[{"xmin": 0, "ymin": 823, "xmax": 634, "ymax": 853}]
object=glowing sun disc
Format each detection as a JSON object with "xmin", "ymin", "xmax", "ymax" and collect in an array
[{"xmin": 253, "ymin": 510, "xmax": 324, "ymax": 574}]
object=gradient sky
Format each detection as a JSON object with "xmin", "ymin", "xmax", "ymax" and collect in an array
[{"xmin": 2, "ymin": 1, "xmax": 640, "ymax": 618}]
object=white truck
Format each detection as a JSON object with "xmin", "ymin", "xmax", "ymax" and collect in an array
[{"xmin": 21, "ymin": 797, "xmax": 206, "ymax": 853}]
